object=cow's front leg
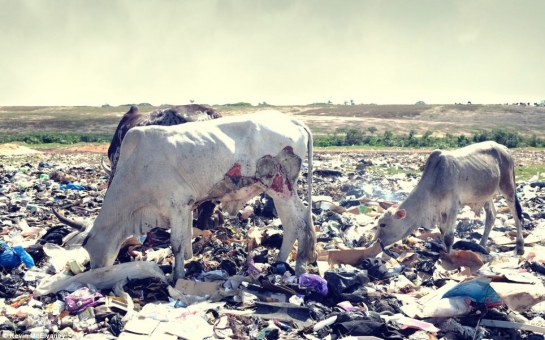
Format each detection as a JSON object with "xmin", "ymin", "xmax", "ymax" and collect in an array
[
  {"xmin": 440, "ymin": 206, "xmax": 459, "ymax": 253},
  {"xmin": 184, "ymin": 237, "xmax": 193, "ymax": 260},
  {"xmin": 169, "ymin": 208, "xmax": 192, "ymax": 284},
  {"xmin": 481, "ymin": 200, "xmax": 496, "ymax": 248}
]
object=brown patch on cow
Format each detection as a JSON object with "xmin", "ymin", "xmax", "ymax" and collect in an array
[
  {"xmin": 226, "ymin": 163, "xmax": 242, "ymax": 178},
  {"xmin": 205, "ymin": 146, "xmax": 302, "ymax": 205},
  {"xmin": 270, "ymin": 165, "xmax": 294, "ymax": 198},
  {"xmin": 256, "ymin": 146, "xmax": 301, "ymax": 199},
  {"xmin": 207, "ymin": 174, "xmax": 258, "ymax": 200}
]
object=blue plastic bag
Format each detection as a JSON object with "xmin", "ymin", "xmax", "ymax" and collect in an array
[
  {"xmin": 0, "ymin": 241, "xmax": 35, "ymax": 269},
  {"xmin": 12, "ymin": 245, "xmax": 35, "ymax": 269},
  {"xmin": 60, "ymin": 183, "xmax": 85, "ymax": 190},
  {"xmin": 442, "ymin": 277, "xmax": 502, "ymax": 307}
]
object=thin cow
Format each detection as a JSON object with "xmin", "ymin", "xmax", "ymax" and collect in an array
[
  {"xmin": 375, "ymin": 141, "xmax": 524, "ymax": 255},
  {"xmin": 103, "ymin": 104, "xmax": 221, "ymax": 186},
  {"xmin": 62, "ymin": 110, "xmax": 316, "ymax": 282}
]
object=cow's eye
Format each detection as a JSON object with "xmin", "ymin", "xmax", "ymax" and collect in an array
[{"xmin": 380, "ymin": 223, "xmax": 386, "ymax": 228}]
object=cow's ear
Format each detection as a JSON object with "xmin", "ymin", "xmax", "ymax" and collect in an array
[{"xmin": 395, "ymin": 209, "xmax": 406, "ymax": 219}]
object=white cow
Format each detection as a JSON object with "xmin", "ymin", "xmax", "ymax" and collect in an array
[
  {"xmin": 64, "ymin": 111, "xmax": 316, "ymax": 282},
  {"xmin": 375, "ymin": 141, "xmax": 524, "ymax": 255}
]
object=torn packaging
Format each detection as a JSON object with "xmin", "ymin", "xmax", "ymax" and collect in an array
[{"xmin": 59, "ymin": 111, "xmax": 316, "ymax": 282}]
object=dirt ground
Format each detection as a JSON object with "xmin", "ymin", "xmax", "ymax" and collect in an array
[
  {"xmin": 0, "ymin": 143, "xmax": 108, "ymax": 156},
  {"xmin": 0, "ymin": 143, "xmax": 42, "ymax": 156},
  {"xmin": 2, "ymin": 143, "xmax": 544, "ymax": 169}
]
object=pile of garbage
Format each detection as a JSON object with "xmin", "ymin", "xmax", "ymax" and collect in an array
[{"xmin": 1, "ymin": 150, "xmax": 545, "ymax": 339}]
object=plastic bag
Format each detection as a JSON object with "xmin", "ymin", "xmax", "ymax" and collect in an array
[
  {"xmin": 299, "ymin": 273, "xmax": 328, "ymax": 295},
  {"xmin": 442, "ymin": 277, "xmax": 503, "ymax": 307},
  {"xmin": 0, "ymin": 241, "xmax": 34, "ymax": 269},
  {"xmin": 65, "ymin": 287, "xmax": 104, "ymax": 313},
  {"xmin": 423, "ymin": 297, "xmax": 473, "ymax": 318},
  {"xmin": 12, "ymin": 245, "xmax": 35, "ymax": 269},
  {"xmin": 324, "ymin": 268, "xmax": 369, "ymax": 302},
  {"xmin": 59, "ymin": 183, "xmax": 85, "ymax": 190}
]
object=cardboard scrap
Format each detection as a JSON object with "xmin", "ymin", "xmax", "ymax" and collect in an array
[
  {"xmin": 163, "ymin": 315, "xmax": 215, "ymax": 339},
  {"xmin": 124, "ymin": 318, "xmax": 161, "ymax": 335},
  {"xmin": 172, "ymin": 279, "xmax": 223, "ymax": 301},
  {"xmin": 439, "ymin": 250, "xmax": 484, "ymax": 273},
  {"xmin": 490, "ymin": 282, "xmax": 545, "ymax": 312},
  {"xmin": 325, "ymin": 241, "xmax": 383, "ymax": 265},
  {"xmin": 192, "ymin": 227, "xmax": 213, "ymax": 237}
]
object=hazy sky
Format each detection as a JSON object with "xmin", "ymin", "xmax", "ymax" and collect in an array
[{"xmin": 1, "ymin": 0, "xmax": 544, "ymax": 106}]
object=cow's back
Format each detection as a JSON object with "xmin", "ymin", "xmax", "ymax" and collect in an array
[
  {"xmin": 114, "ymin": 111, "xmax": 310, "ymax": 200},
  {"xmin": 106, "ymin": 105, "xmax": 221, "ymax": 185},
  {"xmin": 421, "ymin": 141, "xmax": 513, "ymax": 205}
]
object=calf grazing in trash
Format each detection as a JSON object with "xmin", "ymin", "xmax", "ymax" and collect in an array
[
  {"xmin": 57, "ymin": 111, "xmax": 316, "ymax": 282},
  {"xmin": 375, "ymin": 141, "xmax": 525, "ymax": 255}
]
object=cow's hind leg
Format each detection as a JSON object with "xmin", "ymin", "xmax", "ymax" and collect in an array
[
  {"xmin": 170, "ymin": 207, "xmax": 193, "ymax": 283},
  {"xmin": 480, "ymin": 200, "xmax": 496, "ymax": 248},
  {"xmin": 270, "ymin": 194, "xmax": 315, "ymax": 276}
]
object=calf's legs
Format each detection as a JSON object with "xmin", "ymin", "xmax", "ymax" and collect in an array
[{"xmin": 480, "ymin": 200, "xmax": 496, "ymax": 248}]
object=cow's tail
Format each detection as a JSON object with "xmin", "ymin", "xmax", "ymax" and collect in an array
[
  {"xmin": 513, "ymin": 170, "xmax": 524, "ymax": 223},
  {"xmin": 301, "ymin": 125, "xmax": 317, "ymax": 263}
]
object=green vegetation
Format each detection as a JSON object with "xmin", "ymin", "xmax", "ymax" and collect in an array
[
  {"xmin": 221, "ymin": 102, "xmax": 253, "ymax": 107},
  {"xmin": 0, "ymin": 133, "xmax": 111, "ymax": 145},
  {"xmin": 315, "ymin": 127, "xmax": 545, "ymax": 149},
  {"xmin": 3, "ymin": 127, "xmax": 544, "ymax": 152},
  {"xmin": 515, "ymin": 164, "xmax": 545, "ymax": 182}
]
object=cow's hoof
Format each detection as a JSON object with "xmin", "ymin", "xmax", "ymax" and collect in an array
[
  {"xmin": 515, "ymin": 240, "xmax": 525, "ymax": 255},
  {"xmin": 169, "ymin": 272, "xmax": 185, "ymax": 286}
]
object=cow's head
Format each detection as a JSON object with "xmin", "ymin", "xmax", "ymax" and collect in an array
[
  {"xmin": 51, "ymin": 209, "xmax": 121, "ymax": 268},
  {"xmin": 374, "ymin": 207, "xmax": 408, "ymax": 247}
]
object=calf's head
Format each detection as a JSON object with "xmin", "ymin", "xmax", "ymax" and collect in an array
[{"xmin": 374, "ymin": 207, "xmax": 408, "ymax": 247}]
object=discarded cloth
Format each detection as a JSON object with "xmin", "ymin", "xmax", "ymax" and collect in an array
[{"xmin": 65, "ymin": 287, "xmax": 104, "ymax": 313}]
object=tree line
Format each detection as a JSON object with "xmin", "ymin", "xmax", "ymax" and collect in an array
[
  {"xmin": 0, "ymin": 128, "xmax": 543, "ymax": 149},
  {"xmin": 314, "ymin": 128, "xmax": 544, "ymax": 148}
]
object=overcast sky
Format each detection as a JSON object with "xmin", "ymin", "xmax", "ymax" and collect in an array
[{"xmin": 1, "ymin": 0, "xmax": 544, "ymax": 106}]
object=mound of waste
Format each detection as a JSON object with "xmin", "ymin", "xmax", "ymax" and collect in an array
[{"xmin": 0, "ymin": 150, "xmax": 545, "ymax": 339}]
